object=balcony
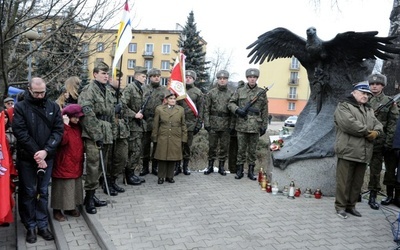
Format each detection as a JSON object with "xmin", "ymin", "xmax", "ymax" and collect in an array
[
  {"xmin": 142, "ymin": 51, "xmax": 154, "ymax": 59},
  {"xmin": 288, "ymin": 78, "xmax": 299, "ymax": 85},
  {"xmin": 289, "ymin": 63, "xmax": 300, "ymax": 71},
  {"xmin": 287, "ymin": 93, "xmax": 298, "ymax": 100}
]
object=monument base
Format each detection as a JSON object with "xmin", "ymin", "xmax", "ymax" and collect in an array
[{"xmin": 268, "ymin": 156, "xmax": 337, "ymax": 197}]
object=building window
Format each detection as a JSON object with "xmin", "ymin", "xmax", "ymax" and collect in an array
[
  {"xmin": 127, "ymin": 59, "xmax": 136, "ymax": 69},
  {"xmin": 144, "ymin": 60, "xmax": 153, "ymax": 69},
  {"xmin": 82, "ymin": 58, "xmax": 88, "ymax": 69},
  {"xmin": 129, "ymin": 43, "xmax": 137, "ymax": 53},
  {"xmin": 97, "ymin": 43, "xmax": 104, "ymax": 52},
  {"xmin": 162, "ymin": 44, "xmax": 171, "ymax": 54},
  {"xmin": 161, "ymin": 78, "xmax": 168, "ymax": 86},
  {"xmin": 288, "ymin": 86, "xmax": 297, "ymax": 99},
  {"xmin": 288, "ymin": 102, "xmax": 296, "ymax": 110},
  {"xmin": 290, "ymin": 72, "xmax": 299, "ymax": 84},
  {"xmin": 161, "ymin": 60, "xmax": 170, "ymax": 70},
  {"xmin": 127, "ymin": 76, "xmax": 135, "ymax": 84},
  {"xmin": 82, "ymin": 43, "xmax": 89, "ymax": 53},
  {"xmin": 145, "ymin": 44, "xmax": 154, "ymax": 53},
  {"xmin": 290, "ymin": 57, "xmax": 300, "ymax": 70}
]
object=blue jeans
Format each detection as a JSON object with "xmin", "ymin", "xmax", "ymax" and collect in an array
[{"xmin": 17, "ymin": 159, "xmax": 53, "ymax": 230}]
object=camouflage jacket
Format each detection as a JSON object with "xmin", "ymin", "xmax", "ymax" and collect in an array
[
  {"xmin": 142, "ymin": 83, "xmax": 170, "ymax": 131},
  {"xmin": 177, "ymin": 85, "xmax": 204, "ymax": 131},
  {"xmin": 123, "ymin": 80, "xmax": 146, "ymax": 132},
  {"xmin": 204, "ymin": 85, "xmax": 233, "ymax": 131},
  {"xmin": 369, "ymin": 92, "xmax": 399, "ymax": 149},
  {"xmin": 228, "ymin": 83, "xmax": 268, "ymax": 133},
  {"xmin": 107, "ymin": 84, "xmax": 130, "ymax": 139},
  {"xmin": 78, "ymin": 80, "xmax": 114, "ymax": 144}
]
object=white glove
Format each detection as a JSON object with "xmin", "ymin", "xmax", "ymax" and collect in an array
[{"xmin": 0, "ymin": 166, "xmax": 7, "ymax": 176}]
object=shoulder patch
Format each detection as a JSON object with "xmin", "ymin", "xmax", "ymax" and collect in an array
[{"xmin": 82, "ymin": 106, "xmax": 92, "ymax": 114}]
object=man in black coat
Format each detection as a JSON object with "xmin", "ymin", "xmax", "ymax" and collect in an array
[{"xmin": 13, "ymin": 77, "xmax": 64, "ymax": 243}]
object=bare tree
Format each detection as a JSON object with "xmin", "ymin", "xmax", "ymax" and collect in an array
[
  {"xmin": 207, "ymin": 47, "xmax": 233, "ymax": 89},
  {"xmin": 0, "ymin": 0, "xmax": 123, "ymax": 101}
]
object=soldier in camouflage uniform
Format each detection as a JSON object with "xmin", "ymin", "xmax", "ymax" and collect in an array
[
  {"xmin": 123, "ymin": 66, "xmax": 147, "ymax": 185},
  {"xmin": 366, "ymin": 73, "xmax": 399, "ymax": 209},
  {"xmin": 228, "ymin": 68, "xmax": 268, "ymax": 180},
  {"xmin": 104, "ymin": 70, "xmax": 130, "ymax": 195},
  {"xmin": 175, "ymin": 70, "xmax": 203, "ymax": 175},
  {"xmin": 78, "ymin": 62, "xmax": 114, "ymax": 214},
  {"xmin": 141, "ymin": 68, "xmax": 170, "ymax": 176},
  {"xmin": 204, "ymin": 70, "xmax": 233, "ymax": 176}
]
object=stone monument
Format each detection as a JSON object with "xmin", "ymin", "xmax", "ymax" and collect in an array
[{"xmin": 247, "ymin": 27, "xmax": 400, "ymax": 196}]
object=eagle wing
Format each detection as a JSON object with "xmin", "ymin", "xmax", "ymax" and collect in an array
[
  {"xmin": 323, "ymin": 31, "xmax": 400, "ymax": 62},
  {"xmin": 247, "ymin": 27, "xmax": 308, "ymax": 64}
]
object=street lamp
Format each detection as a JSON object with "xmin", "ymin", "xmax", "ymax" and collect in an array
[{"xmin": 24, "ymin": 30, "xmax": 40, "ymax": 82}]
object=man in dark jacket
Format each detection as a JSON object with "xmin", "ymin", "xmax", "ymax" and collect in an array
[{"xmin": 13, "ymin": 77, "xmax": 64, "ymax": 243}]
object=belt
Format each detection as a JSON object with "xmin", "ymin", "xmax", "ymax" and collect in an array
[{"xmin": 210, "ymin": 111, "xmax": 230, "ymax": 117}]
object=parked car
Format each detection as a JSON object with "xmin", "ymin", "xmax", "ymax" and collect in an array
[{"xmin": 284, "ymin": 116, "xmax": 298, "ymax": 127}]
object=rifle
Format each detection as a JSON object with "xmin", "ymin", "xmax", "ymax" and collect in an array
[
  {"xmin": 374, "ymin": 93, "xmax": 400, "ymax": 116},
  {"xmin": 135, "ymin": 90, "xmax": 153, "ymax": 125},
  {"xmin": 240, "ymin": 83, "xmax": 274, "ymax": 118}
]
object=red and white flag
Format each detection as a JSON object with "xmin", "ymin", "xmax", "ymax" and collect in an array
[
  {"xmin": 168, "ymin": 52, "xmax": 199, "ymax": 117},
  {"xmin": 0, "ymin": 112, "xmax": 11, "ymax": 224}
]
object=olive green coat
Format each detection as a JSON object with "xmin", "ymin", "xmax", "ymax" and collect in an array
[{"xmin": 152, "ymin": 104, "xmax": 188, "ymax": 161}]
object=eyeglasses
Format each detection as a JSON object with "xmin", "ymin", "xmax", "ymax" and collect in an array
[{"xmin": 30, "ymin": 89, "xmax": 46, "ymax": 97}]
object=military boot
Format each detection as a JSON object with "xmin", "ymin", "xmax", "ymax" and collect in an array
[
  {"xmin": 235, "ymin": 164, "xmax": 244, "ymax": 179},
  {"xmin": 93, "ymin": 193, "xmax": 107, "ymax": 207},
  {"xmin": 174, "ymin": 161, "xmax": 182, "ymax": 176},
  {"xmin": 84, "ymin": 190, "xmax": 96, "ymax": 214},
  {"xmin": 183, "ymin": 159, "xmax": 191, "ymax": 175},
  {"xmin": 247, "ymin": 164, "xmax": 257, "ymax": 181},
  {"xmin": 111, "ymin": 177, "xmax": 125, "ymax": 193},
  {"xmin": 125, "ymin": 168, "xmax": 141, "ymax": 185},
  {"xmin": 103, "ymin": 177, "xmax": 118, "ymax": 196},
  {"xmin": 218, "ymin": 161, "xmax": 226, "ymax": 176},
  {"xmin": 204, "ymin": 160, "xmax": 214, "ymax": 175},
  {"xmin": 152, "ymin": 160, "xmax": 158, "ymax": 175},
  {"xmin": 394, "ymin": 188, "xmax": 400, "ymax": 208},
  {"xmin": 139, "ymin": 159, "xmax": 150, "ymax": 176},
  {"xmin": 381, "ymin": 185, "xmax": 394, "ymax": 205},
  {"xmin": 368, "ymin": 190, "xmax": 379, "ymax": 210}
]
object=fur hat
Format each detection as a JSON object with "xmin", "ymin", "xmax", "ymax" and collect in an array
[
  {"xmin": 186, "ymin": 70, "xmax": 197, "ymax": 80},
  {"xmin": 368, "ymin": 73, "xmax": 387, "ymax": 86}
]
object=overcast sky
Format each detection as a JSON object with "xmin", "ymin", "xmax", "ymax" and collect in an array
[{"xmin": 129, "ymin": 0, "xmax": 393, "ymax": 81}]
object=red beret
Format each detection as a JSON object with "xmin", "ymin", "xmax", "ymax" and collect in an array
[{"xmin": 62, "ymin": 104, "xmax": 84, "ymax": 118}]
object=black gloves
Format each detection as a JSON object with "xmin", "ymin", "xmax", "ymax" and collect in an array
[
  {"xmin": 96, "ymin": 140, "xmax": 103, "ymax": 148},
  {"xmin": 193, "ymin": 127, "xmax": 201, "ymax": 135},
  {"xmin": 115, "ymin": 103, "xmax": 122, "ymax": 114},
  {"xmin": 259, "ymin": 128, "xmax": 266, "ymax": 136},
  {"xmin": 205, "ymin": 126, "xmax": 211, "ymax": 133},
  {"xmin": 235, "ymin": 108, "xmax": 247, "ymax": 118},
  {"xmin": 230, "ymin": 128, "xmax": 236, "ymax": 136}
]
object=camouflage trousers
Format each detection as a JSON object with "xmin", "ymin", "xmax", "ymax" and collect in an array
[
  {"xmin": 236, "ymin": 132, "xmax": 259, "ymax": 165},
  {"xmin": 107, "ymin": 138, "xmax": 128, "ymax": 178},
  {"xmin": 183, "ymin": 131, "xmax": 194, "ymax": 160},
  {"xmin": 208, "ymin": 130, "xmax": 230, "ymax": 161},
  {"xmin": 127, "ymin": 131, "xmax": 143, "ymax": 171},
  {"xmin": 142, "ymin": 131, "xmax": 156, "ymax": 162},
  {"xmin": 84, "ymin": 138, "xmax": 111, "ymax": 190}
]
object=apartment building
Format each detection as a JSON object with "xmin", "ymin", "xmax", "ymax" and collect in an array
[{"xmin": 258, "ymin": 57, "xmax": 310, "ymax": 118}]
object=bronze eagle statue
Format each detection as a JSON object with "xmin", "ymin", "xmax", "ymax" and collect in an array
[{"xmin": 246, "ymin": 27, "xmax": 400, "ymax": 169}]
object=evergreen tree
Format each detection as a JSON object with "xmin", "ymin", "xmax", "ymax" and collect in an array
[
  {"xmin": 35, "ymin": 11, "xmax": 83, "ymax": 101},
  {"xmin": 178, "ymin": 11, "xmax": 210, "ymax": 92}
]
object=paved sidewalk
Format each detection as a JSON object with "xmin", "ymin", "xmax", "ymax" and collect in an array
[
  {"xmin": 91, "ymin": 172, "xmax": 398, "ymax": 250},
  {"xmin": 1, "ymin": 167, "xmax": 399, "ymax": 250}
]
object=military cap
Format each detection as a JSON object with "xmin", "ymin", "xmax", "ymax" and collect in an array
[
  {"xmin": 216, "ymin": 70, "xmax": 229, "ymax": 78},
  {"xmin": 368, "ymin": 73, "xmax": 387, "ymax": 86},
  {"xmin": 134, "ymin": 66, "xmax": 147, "ymax": 75},
  {"xmin": 148, "ymin": 68, "xmax": 161, "ymax": 76},
  {"xmin": 186, "ymin": 70, "xmax": 197, "ymax": 80},
  {"xmin": 165, "ymin": 90, "xmax": 176, "ymax": 99},
  {"xmin": 95, "ymin": 61, "xmax": 109, "ymax": 72},
  {"xmin": 62, "ymin": 104, "xmax": 84, "ymax": 118},
  {"xmin": 245, "ymin": 68, "xmax": 260, "ymax": 78},
  {"xmin": 353, "ymin": 81, "xmax": 372, "ymax": 95},
  {"xmin": 4, "ymin": 97, "xmax": 14, "ymax": 103}
]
